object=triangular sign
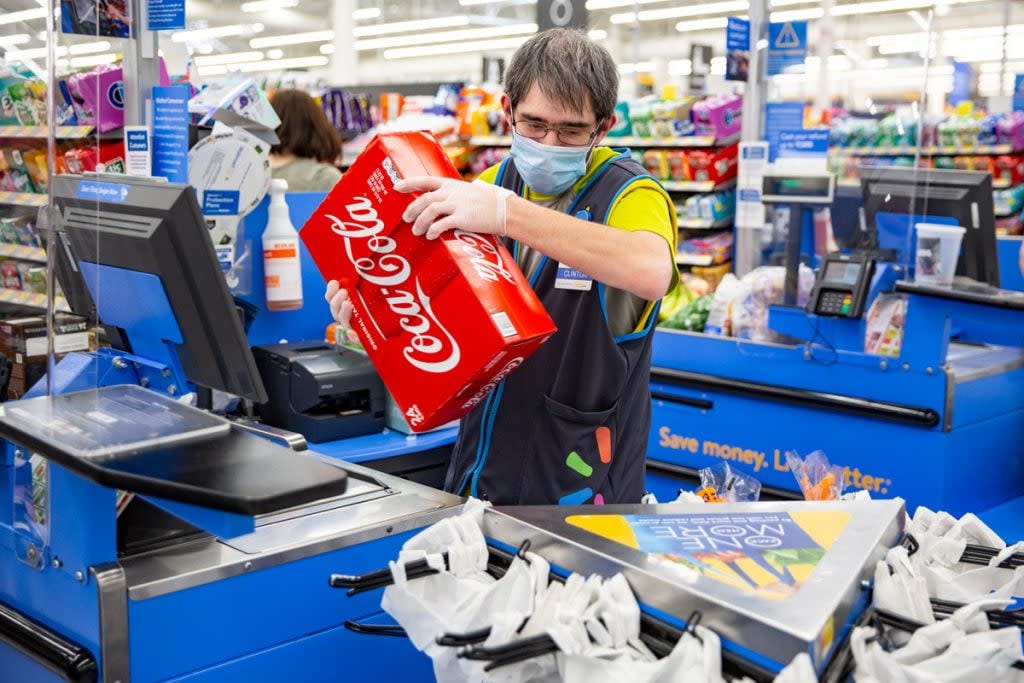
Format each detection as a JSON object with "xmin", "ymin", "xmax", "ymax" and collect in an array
[{"xmin": 774, "ymin": 22, "xmax": 801, "ymax": 49}]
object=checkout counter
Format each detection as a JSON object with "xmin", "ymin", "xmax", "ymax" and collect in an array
[{"xmin": 647, "ymin": 167, "xmax": 1024, "ymax": 540}]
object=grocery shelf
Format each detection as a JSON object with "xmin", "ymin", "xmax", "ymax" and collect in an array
[
  {"xmin": 0, "ymin": 288, "xmax": 67, "ymax": 312},
  {"xmin": 663, "ymin": 178, "xmax": 736, "ymax": 193},
  {"xmin": 466, "ymin": 133, "xmax": 740, "ymax": 149},
  {"xmin": 0, "ymin": 125, "xmax": 96, "ymax": 139},
  {"xmin": 0, "ymin": 244, "xmax": 46, "ymax": 263},
  {"xmin": 830, "ymin": 144, "xmax": 1020, "ymax": 157},
  {"xmin": 0, "ymin": 192, "xmax": 46, "ymax": 208},
  {"xmin": 678, "ymin": 216, "xmax": 734, "ymax": 230}
]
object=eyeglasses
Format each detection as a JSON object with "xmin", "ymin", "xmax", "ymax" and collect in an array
[{"xmin": 511, "ymin": 113, "xmax": 601, "ymax": 147}]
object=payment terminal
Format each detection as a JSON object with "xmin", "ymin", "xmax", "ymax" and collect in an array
[{"xmin": 808, "ymin": 252, "xmax": 876, "ymax": 318}]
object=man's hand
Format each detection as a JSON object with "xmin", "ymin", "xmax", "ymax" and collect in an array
[
  {"xmin": 397, "ymin": 177, "xmax": 513, "ymax": 240},
  {"xmin": 325, "ymin": 280, "xmax": 360, "ymax": 345}
]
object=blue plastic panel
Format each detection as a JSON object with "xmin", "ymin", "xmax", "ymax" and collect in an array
[
  {"xmin": 311, "ymin": 427, "xmax": 459, "ymax": 465},
  {"xmin": 0, "ymin": 644, "xmax": 67, "ymax": 683},
  {"xmin": 239, "ymin": 193, "xmax": 333, "ymax": 346},
  {"xmin": 78, "ymin": 262, "xmax": 183, "ymax": 343},
  {"xmin": 997, "ymin": 235, "xmax": 1024, "ymax": 292}
]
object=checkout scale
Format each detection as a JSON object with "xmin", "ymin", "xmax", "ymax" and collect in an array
[
  {"xmin": 647, "ymin": 166, "xmax": 1024, "ymax": 539},
  {"xmin": 0, "ymin": 175, "xmax": 951, "ymax": 682}
]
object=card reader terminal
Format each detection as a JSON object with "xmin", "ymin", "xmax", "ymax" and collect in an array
[{"xmin": 809, "ymin": 252, "xmax": 876, "ymax": 318}]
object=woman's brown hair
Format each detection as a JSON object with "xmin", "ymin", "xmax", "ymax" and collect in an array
[{"xmin": 270, "ymin": 89, "xmax": 342, "ymax": 165}]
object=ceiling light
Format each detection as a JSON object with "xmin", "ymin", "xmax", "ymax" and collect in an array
[
  {"xmin": 35, "ymin": 31, "xmax": 46, "ymax": 41},
  {"xmin": 353, "ymin": 16, "xmax": 471, "ymax": 38},
  {"xmin": 0, "ymin": 34, "xmax": 32, "ymax": 47},
  {"xmin": 69, "ymin": 53, "xmax": 118, "ymax": 69},
  {"xmin": 267, "ymin": 48, "xmax": 284, "ymax": 59},
  {"xmin": 0, "ymin": 8, "xmax": 48, "ymax": 26},
  {"xmin": 618, "ymin": 61, "xmax": 655, "ymax": 73},
  {"xmin": 9, "ymin": 40, "xmax": 110, "ymax": 60},
  {"xmin": 588, "ymin": 29, "xmax": 608, "ymax": 40},
  {"xmin": 356, "ymin": 23, "xmax": 536, "ymax": 51},
  {"xmin": 669, "ymin": 59, "xmax": 693, "ymax": 75},
  {"xmin": 587, "ymin": 0, "xmax": 673, "ymax": 9},
  {"xmin": 352, "ymin": 7, "xmax": 382, "ymax": 20},
  {"xmin": 194, "ymin": 50, "xmax": 265, "ymax": 66},
  {"xmin": 675, "ymin": 17, "xmax": 730, "ymax": 33},
  {"xmin": 199, "ymin": 55, "xmax": 329, "ymax": 76},
  {"xmin": 771, "ymin": 8, "xmax": 824, "ymax": 20},
  {"xmin": 240, "ymin": 0, "xmax": 298, "ymax": 12},
  {"xmin": 320, "ymin": 44, "xmax": 335, "ymax": 55},
  {"xmin": 250, "ymin": 29, "xmax": 333, "ymax": 49},
  {"xmin": 383, "ymin": 36, "xmax": 530, "ymax": 60},
  {"xmin": 171, "ymin": 23, "xmax": 264, "ymax": 43},
  {"xmin": 612, "ymin": 1, "xmax": 746, "ymax": 24}
]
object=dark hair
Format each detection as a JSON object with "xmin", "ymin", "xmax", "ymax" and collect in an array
[
  {"xmin": 270, "ymin": 89, "xmax": 342, "ymax": 164},
  {"xmin": 505, "ymin": 28, "xmax": 619, "ymax": 123}
]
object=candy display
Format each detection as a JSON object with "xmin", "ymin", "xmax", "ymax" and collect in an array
[
  {"xmin": 64, "ymin": 140, "xmax": 127, "ymax": 175},
  {"xmin": 677, "ymin": 230, "xmax": 733, "ymax": 265},
  {"xmin": 642, "ymin": 144, "xmax": 738, "ymax": 184}
]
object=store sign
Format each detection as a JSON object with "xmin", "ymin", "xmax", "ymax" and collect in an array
[
  {"xmin": 689, "ymin": 44, "xmax": 713, "ymax": 94},
  {"xmin": 950, "ymin": 61, "xmax": 975, "ymax": 106},
  {"xmin": 537, "ymin": 0, "xmax": 588, "ymax": 31},
  {"xmin": 766, "ymin": 21, "xmax": 807, "ymax": 76},
  {"xmin": 152, "ymin": 85, "xmax": 189, "ymax": 183},
  {"xmin": 726, "ymin": 17, "xmax": 751, "ymax": 82},
  {"xmin": 737, "ymin": 142, "xmax": 769, "ymax": 229},
  {"xmin": 776, "ymin": 130, "xmax": 829, "ymax": 158},
  {"xmin": 764, "ymin": 101, "xmax": 805, "ymax": 162},
  {"xmin": 1015, "ymin": 74, "xmax": 1024, "ymax": 112},
  {"xmin": 148, "ymin": 0, "xmax": 186, "ymax": 31}
]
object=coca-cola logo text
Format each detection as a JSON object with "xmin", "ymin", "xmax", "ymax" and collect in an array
[
  {"xmin": 325, "ymin": 195, "xmax": 461, "ymax": 374},
  {"xmin": 461, "ymin": 357, "xmax": 524, "ymax": 410},
  {"xmin": 452, "ymin": 230, "xmax": 516, "ymax": 285}
]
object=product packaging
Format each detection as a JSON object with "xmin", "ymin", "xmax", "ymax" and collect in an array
[
  {"xmin": 785, "ymin": 450, "xmax": 846, "ymax": 501},
  {"xmin": 301, "ymin": 131, "xmax": 557, "ymax": 432},
  {"xmin": 66, "ymin": 58, "xmax": 170, "ymax": 132},
  {"xmin": 691, "ymin": 93, "xmax": 742, "ymax": 140},
  {"xmin": 695, "ymin": 462, "xmax": 761, "ymax": 502},
  {"xmin": 64, "ymin": 140, "xmax": 126, "ymax": 174},
  {"xmin": 0, "ymin": 313, "xmax": 90, "ymax": 399}
]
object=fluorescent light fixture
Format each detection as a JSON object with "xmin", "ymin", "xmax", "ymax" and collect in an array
[
  {"xmin": 612, "ymin": 1, "xmax": 746, "ymax": 24},
  {"xmin": 0, "ymin": 34, "xmax": 31, "ymax": 47},
  {"xmin": 907, "ymin": 9, "xmax": 931, "ymax": 31},
  {"xmin": 675, "ymin": 17, "xmax": 729, "ymax": 33},
  {"xmin": 618, "ymin": 61, "xmax": 655, "ymax": 73},
  {"xmin": 194, "ymin": 50, "xmax": 265, "ymax": 66},
  {"xmin": 771, "ymin": 7, "xmax": 824, "ymax": 20},
  {"xmin": 587, "ymin": 0, "xmax": 673, "ymax": 9},
  {"xmin": 250, "ymin": 29, "xmax": 334, "ymax": 49},
  {"xmin": 353, "ymin": 16, "xmax": 471, "ymax": 37},
  {"xmin": 320, "ymin": 44, "xmax": 335, "ymax": 54},
  {"xmin": 199, "ymin": 55, "xmax": 329, "ymax": 76},
  {"xmin": 9, "ymin": 40, "xmax": 110, "ymax": 60},
  {"xmin": 356, "ymin": 23, "xmax": 536, "ymax": 51},
  {"xmin": 353, "ymin": 7, "xmax": 382, "ymax": 20},
  {"xmin": 35, "ymin": 31, "xmax": 46, "ymax": 41},
  {"xmin": 383, "ymin": 35, "xmax": 529, "ymax": 59},
  {"xmin": 69, "ymin": 53, "xmax": 117, "ymax": 69},
  {"xmin": 267, "ymin": 48, "xmax": 284, "ymax": 59},
  {"xmin": 171, "ymin": 23, "xmax": 264, "ymax": 43},
  {"xmin": 241, "ymin": 0, "xmax": 298, "ymax": 12},
  {"xmin": 588, "ymin": 29, "xmax": 608, "ymax": 40},
  {"xmin": 669, "ymin": 59, "xmax": 692, "ymax": 75},
  {"xmin": 0, "ymin": 8, "xmax": 48, "ymax": 25}
]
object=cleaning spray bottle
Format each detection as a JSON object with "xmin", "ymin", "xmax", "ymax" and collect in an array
[{"xmin": 263, "ymin": 178, "xmax": 304, "ymax": 311}]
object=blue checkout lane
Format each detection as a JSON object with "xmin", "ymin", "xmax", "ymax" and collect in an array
[{"xmin": 311, "ymin": 426, "xmax": 459, "ymax": 465}]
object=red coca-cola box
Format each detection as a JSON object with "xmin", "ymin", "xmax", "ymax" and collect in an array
[{"xmin": 300, "ymin": 131, "xmax": 556, "ymax": 432}]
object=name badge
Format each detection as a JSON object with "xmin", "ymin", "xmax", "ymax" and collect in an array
[{"xmin": 555, "ymin": 262, "xmax": 593, "ymax": 291}]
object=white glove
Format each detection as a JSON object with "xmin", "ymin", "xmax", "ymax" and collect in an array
[
  {"xmin": 324, "ymin": 280, "xmax": 360, "ymax": 345},
  {"xmin": 397, "ymin": 176, "xmax": 514, "ymax": 240}
]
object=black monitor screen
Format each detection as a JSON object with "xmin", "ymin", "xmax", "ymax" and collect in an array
[
  {"xmin": 824, "ymin": 260, "xmax": 862, "ymax": 285},
  {"xmin": 51, "ymin": 175, "xmax": 268, "ymax": 403},
  {"xmin": 860, "ymin": 166, "xmax": 998, "ymax": 286}
]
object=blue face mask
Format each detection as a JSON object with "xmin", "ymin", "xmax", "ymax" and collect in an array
[{"xmin": 509, "ymin": 131, "xmax": 591, "ymax": 196}]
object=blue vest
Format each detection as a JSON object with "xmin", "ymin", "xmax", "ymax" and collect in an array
[{"xmin": 444, "ymin": 153, "xmax": 662, "ymax": 505}]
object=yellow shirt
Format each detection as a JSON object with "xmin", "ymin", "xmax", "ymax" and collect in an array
[{"xmin": 478, "ymin": 147, "xmax": 679, "ymax": 337}]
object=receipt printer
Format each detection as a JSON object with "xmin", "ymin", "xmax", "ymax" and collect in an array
[{"xmin": 252, "ymin": 341, "xmax": 386, "ymax": 443}]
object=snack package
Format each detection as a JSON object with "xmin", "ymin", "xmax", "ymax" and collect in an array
[
  {"xmin": 785, "ymin": 450, "xmax": 846, "ymax": 501},
  {"xmin": 864, "ymin": 294, "xmax": 907, "ymax": 357},
  {"xmin": 695, "ymin": 462, "xmax": 761, "ymax": 503},
  {"xmin": 300, "ymin": 131, "xmax": 557, "ymax": 432}
]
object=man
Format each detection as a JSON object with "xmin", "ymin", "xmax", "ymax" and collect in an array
[{"xmin": 326, "ymin": 28, "xmax": 678, "ymax": 505}]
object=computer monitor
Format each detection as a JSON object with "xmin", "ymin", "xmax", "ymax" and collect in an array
[
  {"xmin": 51, "ymin": 174, "xmax": 268, "ymax": 403},
  {"xmin": 860, "ymin": 166, "xmax": 998, "ymax": 286}
]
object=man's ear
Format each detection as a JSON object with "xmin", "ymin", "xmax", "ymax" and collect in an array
[{"xmin": 593, "ymin": 113, "xmax": 617, "ymax": 144}]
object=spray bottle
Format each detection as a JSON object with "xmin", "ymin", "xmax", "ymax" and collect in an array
[{"xmin": 263, "ymin": 178, "xmax": 303, "ymax": 311}]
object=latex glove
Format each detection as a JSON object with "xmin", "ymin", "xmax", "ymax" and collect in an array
[
  {"xmin": 397, "ymin": 176, "xmax": 514, "ymax": 240},
  {"xmin": 324, "ymin": 280, "xmax": 359, "ymax": 345}
]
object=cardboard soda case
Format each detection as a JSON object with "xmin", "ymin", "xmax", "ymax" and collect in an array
[{"xmin": 301, "ymin": 131, "xmax": 556, "ymax": 432}]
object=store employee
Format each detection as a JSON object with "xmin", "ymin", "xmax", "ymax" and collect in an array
[{"xmin": 326, "ymin": 28, "xmax": 678, "ymax": 505}]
